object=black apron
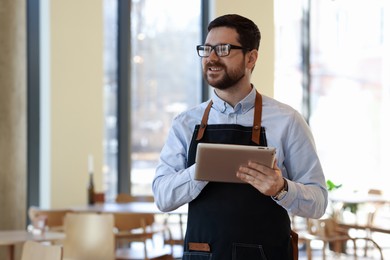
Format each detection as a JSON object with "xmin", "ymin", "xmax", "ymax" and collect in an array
[{"xmin": 182, "ymin": 92, "xmax": 293, "ymax": 260}]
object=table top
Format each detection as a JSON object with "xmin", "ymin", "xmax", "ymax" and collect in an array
[
  {"xmin": 69, "ymin": 201, "xmax": 188, "ymax": 215},
  {"xmin": 0, "ymin": 230, "xmax": 65, "ymax": 246},
  {"xmin": 329, "ymin": 190, "xmax": 390, "ymax": 204}
]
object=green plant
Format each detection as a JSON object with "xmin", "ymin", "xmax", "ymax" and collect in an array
[{"xmin": 326, "ymin": 180, "xmax": 342, "ymax": 191}]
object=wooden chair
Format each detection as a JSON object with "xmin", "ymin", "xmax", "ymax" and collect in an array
[
  {"xmin": 115, "ymin": 193, "xmax": 154, "ymax": 203},
  {"xmin": 21, "ymin": 241, "xmax": 63, "ymax": 260},
  {"xmin": 112, "ymin": 212, "xmax": 173, "ymax": 260},
  {"xmin": 363, "ymin": 189, "xmax": 386, "ymax": 255},
  {"xmin": 338, "ymin": 189, "xmax": 387, "ymax": 257},
  {"xmin": 114, "ymin": 194, "xmax": 181, "ymax": 258},
  {"xmin": 161, "ymin": 214, "xmax": 185, "ymax": 257},
  {"xmin": 63, "ymin": 213, "xmax": 115, "ymax": 260},
  {"xmin": 28, "ymin": 206, "xmax": 72, "ymax": 232},
  {"xmin": 299, "ymin": 217, "xmax": 384, "ymax": 260},
  {"xmin": 299, "ymin": 217, "xmax": 355, "ymax": 259}
]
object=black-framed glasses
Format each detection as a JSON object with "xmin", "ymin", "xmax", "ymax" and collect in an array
[{"xmin": 196, "ymin": 44, "xmax": 246, "ymax": 57}]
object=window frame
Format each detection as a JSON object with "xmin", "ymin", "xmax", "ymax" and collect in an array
[{"xmin": 27, "ymin": 0, "xmax": 40, "ymax": 218}]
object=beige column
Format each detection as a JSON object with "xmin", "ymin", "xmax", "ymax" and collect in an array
[
  {"xmin": 50, "ymin": 0, "xmax": 104, "ymax": 208},
  {"xmin": 0, "ymin": 0, "xmax": 27, "ymax": 258}
]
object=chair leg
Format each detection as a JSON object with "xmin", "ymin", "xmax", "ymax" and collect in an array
[
  {"xmin": 305, "ymin": 240, "xmax": 312, "ymax": 260},
  {"xmin": 143, "ymin": 240, "xmax": 149, "ymax": 260},
  {"xmin": 364, "ymin": 229, "xmax": 371, "ymax": 256},
  {"xmin": 322, "ymin": 241, "xmax": 327, "ymax": 260},
  {"xmin": 352, "ymin": 239, "xmax": 357, "ymax": 260}
]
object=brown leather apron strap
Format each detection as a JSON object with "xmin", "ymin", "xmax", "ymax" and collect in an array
[
  {"xmin": 197, "ymin": 91, "xmax": 263, "ymax": 144},
  {"xmin": 251, "ymin": 92, "xmax": 262, "ymax": 145},
  {"xmin": 290, "ymin": 230, "xmax": 299, "ymax": 260},
  {"xmin": 196, "ymin": 100, "xmax": 213, "ymax": 141}
]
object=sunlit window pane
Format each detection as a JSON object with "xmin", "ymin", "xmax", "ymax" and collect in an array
[
  {"xmin": 275, "ymin": 0, "xmax": 390, "ymax": 192},
  {"xmin": 130, "ymin": 0, "xmax": 202, "ymax": 195},
  {"xmin": 309, "ymin": 0, "xmax": 389, "ymax": 191}
]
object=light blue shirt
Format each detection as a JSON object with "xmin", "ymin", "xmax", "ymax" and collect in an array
[{"xmin": 153, "ymin": 87, "xmax": 328, "ymax": 219}]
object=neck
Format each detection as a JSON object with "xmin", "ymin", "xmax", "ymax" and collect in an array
[{"xmin": 214, "ymin": 83, "xmax": 253, "ymax": 107}]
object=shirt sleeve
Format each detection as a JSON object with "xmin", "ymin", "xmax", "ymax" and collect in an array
[
  {"xmin": 152, "ymin": 116, "xmax": 208, "ymax": 212},
  {"xmin": 274, "ymin": 111, "xmax": 328, "ymax": 219}
]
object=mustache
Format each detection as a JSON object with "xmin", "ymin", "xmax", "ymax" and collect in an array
[{"xmin": 205, "ymin": 61, "xmax": 225, "ymax": 69}]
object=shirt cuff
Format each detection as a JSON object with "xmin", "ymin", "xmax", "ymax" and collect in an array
[{"xmin": 274, "ymin": 179, "xmax": 296, "ymax": 207}]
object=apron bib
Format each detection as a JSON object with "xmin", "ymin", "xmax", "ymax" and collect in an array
[{"xmin": 182, "ymin": 92, "xmax": 294, "ymax": 260}]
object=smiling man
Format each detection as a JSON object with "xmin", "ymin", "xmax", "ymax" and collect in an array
[{"xmin": 153, "ymin": 14, "xmax": 328, "ymax": 260}]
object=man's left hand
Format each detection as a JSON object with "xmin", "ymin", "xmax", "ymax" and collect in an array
[{"xmin": 236, "ymin": 159, "xmax": 284, "ymax": 196}]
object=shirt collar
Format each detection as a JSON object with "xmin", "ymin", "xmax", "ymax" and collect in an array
[{"xmin": 211, "ymin": 87, "xmax": 257, "ymax": 114}]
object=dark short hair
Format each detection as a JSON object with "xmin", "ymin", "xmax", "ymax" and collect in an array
[{"xmin": 208, "ymin": 14, "xmax": 261, "ymax": 51}]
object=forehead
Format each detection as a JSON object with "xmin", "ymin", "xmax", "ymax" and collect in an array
[{"xmin": 205, "ymin": 27, "xmax": 239, "ymax": 45}]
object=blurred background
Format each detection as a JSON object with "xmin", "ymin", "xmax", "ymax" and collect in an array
[{"xmin": 1, "ymin": 0, "xmax": 389, "ymax": 250}]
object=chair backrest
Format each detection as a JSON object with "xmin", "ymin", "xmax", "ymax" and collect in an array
[
  {"xmin": 307, "ymin": 218, "xmax": 340, "ymax": 237},
  {"xmin": 28, "ymin": 206, "xmax": 72, "ymax": 231},
  {"xmin": 21, "ymin": 241, "xmax": 63, "ymax": 260},
  {"xmin": 115, "ymin": 193, "xmax": 154, "ymax": 203},
  {"xmin": 63, "ymin": 213, "xmax": 115, "ymax": 260},
  {"xmin": 368, "ymin": 189, "xmax": 383, "ymax": 195},
  {"xmin": 365, "ymin": 189, "xmax": 385, "ymax": 226},
  {"xmin": 113, "ymin": 212, "xmax": 155, "ymax": 232},
  {"xmin": 113, "ymin": 212, "xmax": 171, "ymax": 259}
]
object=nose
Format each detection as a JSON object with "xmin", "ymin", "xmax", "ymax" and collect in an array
[{"xmin": 206, "ymin": 48, "xmax": 219, "ymax": 61}]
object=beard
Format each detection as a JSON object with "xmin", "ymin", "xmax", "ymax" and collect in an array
[{"xmin": 203, "ymin": 61, "xmax": 245, "ymax": 90}]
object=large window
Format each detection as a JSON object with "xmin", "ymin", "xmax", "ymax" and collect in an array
[
  {"xmin": 275, "ymin": 0, "xmax": 390, "ymax": 191},
  {"xmin": 130, "ymin": 0, "xmax": 202, "ymax": 195},
  {"xmin": 309, "ymin": 0, "xmax": 389, "ymax": 191},
  {"xmin": 103, "ymin": 0, "xmax": 203, "ymax": 200}
]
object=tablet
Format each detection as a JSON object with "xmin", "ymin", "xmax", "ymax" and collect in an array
[{"xmin": 194, "ymin": 143, "xmax": 276, "ymax": 183}]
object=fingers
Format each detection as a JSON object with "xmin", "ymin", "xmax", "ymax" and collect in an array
[
  {"xmin": 236, "ymin": 163, "xmax": 264, "ymax": 186},
  {"xmin": 241, "ymin": 161, "xmax": 275, "ymax": 177},
  {"xmin": 236, "ymin": 160, "xmax": 282, "ymax": 195},
  {"xmin": 236, "ymin": 166, "xmax": 257, "ymax": 182}
]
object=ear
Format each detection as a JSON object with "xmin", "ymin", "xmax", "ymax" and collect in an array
[{"xmin": 246, "ymin": 49, "xmax": 258, "ymax": 70}]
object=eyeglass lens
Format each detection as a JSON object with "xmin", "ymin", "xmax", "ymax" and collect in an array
[{"xmin": 197, "ymin": 44, "xmax": 231, "ymax": 57}]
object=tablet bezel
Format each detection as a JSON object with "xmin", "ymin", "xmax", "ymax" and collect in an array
[{"xmin": 194, "ymin": 143, "xmax": 276, "ymax": 183}]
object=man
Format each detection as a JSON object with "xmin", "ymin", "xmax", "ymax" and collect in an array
[{"xmin": 153, "ymin": 14, "xmax": 327, "ymax": 259}]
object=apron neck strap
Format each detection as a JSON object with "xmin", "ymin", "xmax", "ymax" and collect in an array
[
  {"xmin": 196, "ymin": 100, "xmax": 213, "ymax": 141},
  {"xmin": 196, "ymin": 91, "xmax": 263, "ymax": 145},
  {"xmin": 252, "ymin": 92, "xmax": 262, "ymax": 145}
]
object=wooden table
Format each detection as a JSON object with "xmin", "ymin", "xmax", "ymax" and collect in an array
[
  {"xmin": 329, "ymin": 190, "xmax": 390, "ymax": 204},
  {"xmin": 69, "ymin": 202, "xmax": 187, "ymax": 215},
  {"xmin": 0, "ymin": 230, "xmax": 65, "ymax": 260}
]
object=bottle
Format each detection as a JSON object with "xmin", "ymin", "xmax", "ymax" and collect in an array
[
  {"xmin": 87, "ymin": 171, "xmax": 95, "ymax": 205},
  {"xmin": 87, "ymin": 154, "xmax": 95, "ymax": 205}
]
